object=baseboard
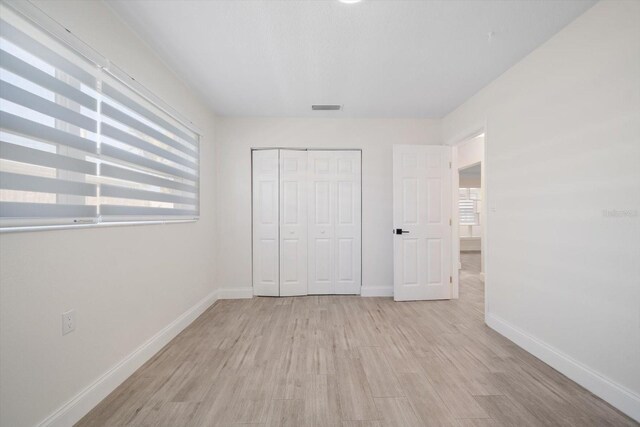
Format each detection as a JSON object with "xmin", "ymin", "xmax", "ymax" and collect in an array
[
  {"xmin": 37, "ymin": 288, "xmax": 219, "ymax": 427},
  {"xmin": 219, "ymin": 285, "xmax": 394, "ymax": 298},
  {"xmin": 223, "ymin": 285, "xmax": 392, "ymax": 298},
  {"xmin": 217, "ymin": 286, "xmax": 253, "ymax": 299},
  {"xmin": 486, "ymin": 312, "xmax": 640, "ymax": 422},
  {"xmin": 361, "ymin": 286, "xmax": 394, "ymax": 297}
]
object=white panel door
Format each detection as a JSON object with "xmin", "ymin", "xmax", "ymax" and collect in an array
[
  {"xmin": 308, "ymin": 150, "xmax": 361, "ymax": 295},
  {"xmin": 393, "ymin": 145, "xmax": 452, "ymax": 301},
  {"xmin": 252, "ymin": 149, "xmax": 280, "ymax": 296},
  {"xmin": 335, "ymin": 151, "xmax": 361, "ymax": 294},
  {"xmin": 308, "ymin": 151, "xmax": 334, "ymax": 295},
  {"xmin": 279, "ymin": 150, "xmax": 308, "ymax": 296}
]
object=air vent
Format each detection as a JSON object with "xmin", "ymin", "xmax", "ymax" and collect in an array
[{"xmin": 312, "ymin": 105, "xmax": 342, "ymax": 111}]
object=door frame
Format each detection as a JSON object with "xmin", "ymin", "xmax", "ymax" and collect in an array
[
  {"xmin": 449, "ymin": 127, "xmax": 487, "ymax": 316},
  {"xmin": 250, "ymin": 147, "xmax": 363, "ymax": 296}
]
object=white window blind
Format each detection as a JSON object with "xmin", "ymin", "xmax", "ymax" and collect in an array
[
  {"xmin": 97, "ymin": 74, "xmax": 199, "ymax": 221},
  {"xmin": 0, "ymin": 5, "xmax": 199, "ymax": 229},
  {"xmin": 459, "ymin": 188, "xmax": 479, "ymax": 226}
]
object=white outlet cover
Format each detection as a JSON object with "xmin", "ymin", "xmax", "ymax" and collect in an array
[{"xmin": 62, "ymin": 310, "xmax": 75, "ymax": 335}]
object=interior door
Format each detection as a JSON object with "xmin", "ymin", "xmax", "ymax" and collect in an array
[
  {"xmin": 252, "ymin": 149, "xmax": 280, "ymax": 296},
  {"xmin": 308, "ymin": 150, "xmax": 334, "ymax": 294},
  {"xmin": 393, "ymin": 145, "xmax": 452, "ymax": 301},
  {"xmin": 334, "ymin": 151, "xmax": 361, "ymax": 294},
  {"xmin": 279, "ymin": 150, "xmax": 308, "ymax": 296},
  {"xmin": 308, "ymin": 150, "xmax": 361, "ymax": 295}
]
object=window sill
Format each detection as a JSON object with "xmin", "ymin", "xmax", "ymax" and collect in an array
[{"xmin": 0, "ymin": 219, "xmax": 198, "ymax": 234}]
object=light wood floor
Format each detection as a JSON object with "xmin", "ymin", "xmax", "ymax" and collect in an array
[{"xmin": 77, "ymin": 253, "xmax": 636, "ymax": 426}]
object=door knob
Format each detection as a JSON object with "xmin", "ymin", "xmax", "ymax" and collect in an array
[{"xmin": 394, "ymin": 228, "xmax": 410, "ymax": 234}]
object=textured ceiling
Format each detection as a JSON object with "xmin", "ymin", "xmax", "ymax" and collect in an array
[{"xmin": 107, "ymin": 0, "xmax": 596, "ymax": 118}]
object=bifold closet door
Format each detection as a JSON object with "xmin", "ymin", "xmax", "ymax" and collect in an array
[
  {"xmin": 279, "ymin": 150, "xmax": 308, "ymax": 296},
  {"xmin": 253, "ymin": 149, "xmax": 308, "ymax": 297},
  {"xmin": 252, "ymin": 149, "xmax": 279, "ymax": 296},
  {"xmin": 308, "ymin": 150, "xmax": 361, "ymax": 295}
]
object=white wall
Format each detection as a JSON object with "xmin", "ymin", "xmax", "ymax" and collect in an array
[
  {"xmin": 459, "ymin": 175, "xmax": 481, "ymax": 188},
  {"xmin": 443, "ymin": 0, "xmax": 640, "ymax": 420},
  {"xmin": 457, "ymin": 134, "xmax": 484, "ymax": 170},
  {"xmin": 0, "ymin": 1, "xmax": 219, "ymax": 426},
  {"xmin": 215, "ymin": 118, "xmax": 441, "ymax": 297}
]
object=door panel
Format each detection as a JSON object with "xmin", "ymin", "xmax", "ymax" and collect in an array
[
  {"xmin": 282, "ymin": 181, "xmax": 298, "ymax": 224},
  {"xmin": 280, "ymin": 149, "xmax": 308, "ymax": 296},
  {"xmin": 402, "ymin": 178, "xmax": 418, "ymax": 224},
  {"xmin": 281, "ymin": 238, "xmax": 299, "ymax": 283},
  {"xmin": 393, "ymin": 145, "xmax": 452, "ymax": 301},
  {"xmin": 334, "ymin": 151, "xmax": 361, "ymax": 294},
  {"xmin": 427, "ymin": 178, "xmax": 442, "ymax": 222},
  {"xmin": 403, "ymin": 238, "xmax": 419, "ymax": 285},
  {"xmin": 308, "ymin": 150, "xmax": 361, "ymax": 295},
  {"xmin": 337, "ymin": 181, "xmax": 353, "ymax": 224},
  {"xmin": 259, "ymin": 239, "xmax": 278, "ymax": 283},
  {"xmin": 313, "ymin": 238, "xmax": 332, "ymax": 294},
  {"xmin": 308, "ymin": 151, "xmax": 336, "ymax": 294},
  {"xmin": 252, "ymin": 150, "xmax": 279, "ymax": 296},
  {"xmin": 314, "ymin": 181, "xmax": 331, "ymax": 224},
  {"xmin": 427, "ymin": 239, "xmax": 442, "ymax": 284},
  {"xmin": 338, "ymin": 238, "xmax": 354, "ymax": 281}
]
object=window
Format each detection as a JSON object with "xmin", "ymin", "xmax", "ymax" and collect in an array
[
  {"xmin": 459, "ymin": 188, "xmax": 480, "ymax": 225},
  {"xmin": 0, "ymin": 4, "xmax": 199, "ymax": 230}
]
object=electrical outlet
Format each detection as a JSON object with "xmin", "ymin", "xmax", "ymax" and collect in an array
[{"xmin": 62, "ymin": 310, "xmax": 76, "ymax": 335}]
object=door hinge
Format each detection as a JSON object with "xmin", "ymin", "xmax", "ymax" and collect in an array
[
  {"xmin": 449, "ymin": 161, "xmax": 452, "ymax": 169},
  {"xmin": 449, "ymin": 218, "xmax": 452, "ymax": 226},
  {"xmin": 449, "ymin": 276, "xmax": 453, "ymax": 284}
]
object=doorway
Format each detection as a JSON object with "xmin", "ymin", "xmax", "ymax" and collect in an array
[{"xmin": 452, "ymin": 133, "xmax": 485, "ymax": 300}]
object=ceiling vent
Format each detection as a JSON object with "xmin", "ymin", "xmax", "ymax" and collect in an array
[{"xmin": 312, "ymin": 104, "xmax": 342, "ymax": 111}]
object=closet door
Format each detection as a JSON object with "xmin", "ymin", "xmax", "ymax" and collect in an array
[
  {"xmin": 335, "ymin": 151, "xmax": 361, "ymax": 294},
  {"xmin": 252, "ymin": 150, "xmax": 280, "ymax": 296},
  {"xmin": 279, "ymin": 150, "xmax": 308, "ymax": 296},
  {"xmin": 308, "ymin": 150, "xmax": 361, "ymax": 295},
  {"xmin": 308, "ymin": 151, "xmax": 335, "ymax": 294}
]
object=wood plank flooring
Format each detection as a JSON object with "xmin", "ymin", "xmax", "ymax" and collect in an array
[{"xmin": 76, "ymin": 253, "xmax": 637, "ymax": 426}]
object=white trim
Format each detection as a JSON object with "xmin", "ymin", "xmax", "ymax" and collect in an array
[
  {"xmin": 36, "ymin": 289, "xmax": 219, "ymax": 427},
  {"xmin": 0, "ymin": 219, "xmax": 197, "ymax": 234},
  {"xmin": 451, "ymin": 144, "xmax": 460, "ymax": 299},
  {"xmin": 360, "ymin": 286, "xmax": 394, "ymax": 297},
  {"xmin": 481, "ymin": 120, "xmax": 489, "ymax": 318},
  {"xmin": 217, "ymin": 286, "xmax": 254, "ymax": 299},
  {"xmin": 487, "ymin": 312, "xmax": 640, "ymax": 422}
]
